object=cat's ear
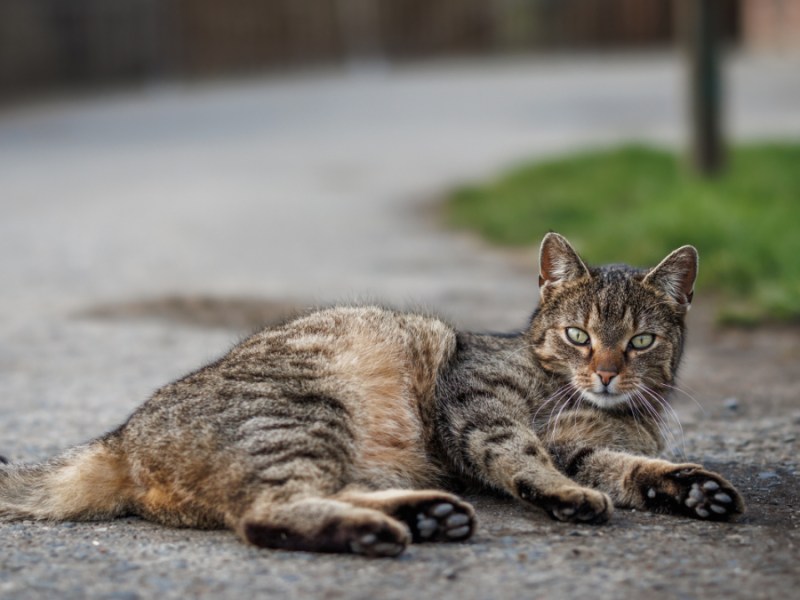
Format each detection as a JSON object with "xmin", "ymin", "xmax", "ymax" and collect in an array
[
  {"xmin": 643, "ymin": 245, "xmax": 698, "ymax": 309},
  {"xmin": 538, "ymin": 233, "xmax": 590, "ymax": 288}
]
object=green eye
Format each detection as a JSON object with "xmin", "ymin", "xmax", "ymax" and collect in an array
[
  {"xmin": 629, "ymin": 333, "xmax": 655, "ymax": 350},
  {"xmin": 566, "ymin": 327, "xmax": 590, "ymax": 346}
]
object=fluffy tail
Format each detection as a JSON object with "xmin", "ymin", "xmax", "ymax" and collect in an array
[{"xmin": 0, "ymin": 441, "xmax": 133, "ymax": 521}]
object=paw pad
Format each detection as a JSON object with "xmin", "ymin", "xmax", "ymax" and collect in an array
[
  {"xmin": 649, "ymin": 466, "xmax": 745, "ymax": 520},
  {"xmin": 683, "ymin": 481, "xmax": 735, "ymax": 519},
  {"xmin": 398, "ymin": 500, "xmax": 475, "ymax": 543},
  {"xmin": 349, "ymin": 533, "xmax": 405, "ymax": 557}
]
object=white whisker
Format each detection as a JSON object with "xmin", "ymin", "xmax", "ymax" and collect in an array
[
  {"xmin": 626, "ymin": 391, "xmax": 648, "ymax": 446},
  {"xmin": 532, "ymin": 383, "xmax": 574, "ymax": 425},
  {"xmin": 632, "ymin": 388, "xmax": 675, "ymax": 454},
  {"xmin": 659, "ymin": 381, "xmax": 707, "ymax": 416},
  {"xmin": 546, "ymin": 386, "xmax": 581, "ymax": 444},
  {"xmin": 635, "ymin": 383, "xmax": 686, "ymax": 459}
]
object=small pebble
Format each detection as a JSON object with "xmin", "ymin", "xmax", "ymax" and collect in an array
[{"xmin": 723, "ymin": 397, "xmax": 739, "ymax": 411}]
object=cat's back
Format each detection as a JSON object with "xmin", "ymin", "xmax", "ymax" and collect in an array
[
  {"xmin": 227, "ymin": 305, "xmax": 456, "ymax": 388},
  {"xmin": 140, "ymin": 305, "xmax": 458, "ymax": 413}
]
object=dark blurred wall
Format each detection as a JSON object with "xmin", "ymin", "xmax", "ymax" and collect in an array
[
  {"xmin": 0, "ymin": 0, "xmax": 741, "ymax": 97},
  {"xmin": 0, "ymin": 0, "xmax": 165, "ymax": 94}
]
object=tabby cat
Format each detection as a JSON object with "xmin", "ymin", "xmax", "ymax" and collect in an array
[{"xmin": 0, "ymin": 233, "xmax": 744, "ymax": 557}]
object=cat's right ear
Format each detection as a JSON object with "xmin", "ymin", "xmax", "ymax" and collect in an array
[
  {"xmin": 643, "ymin": 245, "xmax": 698, "ymax": 310},
  {"xmin": 538, "ymin": 233, "xmax": 590, "ymax": 289}
]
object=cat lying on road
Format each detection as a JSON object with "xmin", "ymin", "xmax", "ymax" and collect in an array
[{"xmin": 0, "ymin": 233, "xmax": 744, "ymax": 557}]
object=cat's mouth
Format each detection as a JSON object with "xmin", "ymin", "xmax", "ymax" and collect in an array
[{"xmin": 581, "ymin": 390, "xmax": 630, "ymax": 409}]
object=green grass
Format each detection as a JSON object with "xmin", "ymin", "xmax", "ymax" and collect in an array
[{"xmin": 447, "ymin": 143, "xmax": 800, "ymax": 324}]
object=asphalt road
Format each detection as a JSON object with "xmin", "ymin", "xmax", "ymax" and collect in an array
[{"xmin": 1, "ymin": 52, "xmax": 799, "ymax": 599}]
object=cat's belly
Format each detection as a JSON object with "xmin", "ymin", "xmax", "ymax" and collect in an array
[
  {"xmin": 303, "ymin": 307, "xmax": 454, "ymax": 489},
  {"xmin": 350, "ymin": 390, "xmax": 445, "ymax": 489}
]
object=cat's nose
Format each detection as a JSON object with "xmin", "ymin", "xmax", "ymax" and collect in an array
[{"xmin": 596, "ymin": 370, "xmax": 618, "ymax": 386}]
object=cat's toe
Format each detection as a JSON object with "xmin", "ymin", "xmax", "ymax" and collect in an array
[
  {"xmin": 394, "ymin": 495, "xmax": 476, "ymax": 543},
  {"xmin": 539, "ymin": 486, "xmax": 613, "ymax": 525},
  {"xmin": 414, "ymin": 500, "xmax": 475, "ymax": 542},
  {"xmin": 442, "ymin": 510, "xmax": 472, "ymax": 540},
  {"xmin": 680, "ymin": 479, "xmax": 743, "ymax": 520},
  {"xmin": 348, "ymin": 521, "xmax": 410, "ymax": 557}
]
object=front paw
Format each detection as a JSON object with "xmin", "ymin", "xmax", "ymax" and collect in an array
[
  {"xmin": 641, "ymin": 463, "xmax": 745, "ymax": 520},
  {"xmin": 516, "ymin": 479, "xmax": 612, "ymax": 524}
]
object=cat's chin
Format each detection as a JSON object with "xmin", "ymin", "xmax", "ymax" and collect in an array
[{"xmin": 581, "ymin": 391, "xmax": 630, "ymax": 409}]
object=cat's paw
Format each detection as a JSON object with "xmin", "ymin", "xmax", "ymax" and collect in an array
[
  {"xmin": 640, "ymin": 463, "xmax": 745, "ymax": 520},
  {"xmin": 517, "ymin": 480, "xmax": 612, "ymax": 524},
  {"xmin": 390, "ymin": 493, "xmax": 476, "ymax": 543},
  {"xmin": 243, "ymin": 511, "xmax": 410, "ymax": 557},
  {"xmin": 347, "ymin": 520, "xmax": 410, "ymax": 557}
]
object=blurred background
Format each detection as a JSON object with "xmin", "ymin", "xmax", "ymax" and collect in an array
[
  {"xmin": 0, "ymin": 0, "xmax": 769, "ymax": 95},
  {"xmin": 1, "ymin": 0, "xmax": 799, "ymax": 330},
  {"xmin": 3, "ymin": 6, "xmax": 800, "ymax": 596}
]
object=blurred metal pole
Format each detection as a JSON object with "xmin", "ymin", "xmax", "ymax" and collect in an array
[{"xmin": 679, "ymin": 0, "xmax": 726, "ymax": 176}]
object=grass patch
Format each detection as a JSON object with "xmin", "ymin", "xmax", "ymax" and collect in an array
[{"xmin": 447, "ymin": 143, "xmax": 800, "ymax": 324}]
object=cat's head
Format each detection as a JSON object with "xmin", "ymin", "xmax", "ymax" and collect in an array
[{"xmin": 530, "ymin": 232, "xmax": 697, "ymax": 410}]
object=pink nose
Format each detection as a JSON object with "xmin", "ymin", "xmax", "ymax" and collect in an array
[{"xmin": 597, "ymin": 370, "xmax": 617, "ymax": 386}]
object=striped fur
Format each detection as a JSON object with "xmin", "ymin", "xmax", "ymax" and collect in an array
[{"xmin": 0, "ymin": 234, "xmax": 743, "ymax": 556}]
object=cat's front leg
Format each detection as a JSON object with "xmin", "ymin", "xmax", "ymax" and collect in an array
[
  {"xmin": 444, "ymin": 404, "xmax": 613, "ymax": 524},
  {"xmin": 551, "ymin": 445, "xmax": 745, "ymax": 520},
  {"xmin": 545, "ymin": 408, "xmax": 745, "ymax": 520}
]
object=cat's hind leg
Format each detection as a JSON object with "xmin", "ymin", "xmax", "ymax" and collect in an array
[
  {"xmin": 219, "ymin": 394, "xmax": 418, "ymax": 556},
  {"xmin": 237, "ymin": 494, "xmax": 411, "ymax": 557},
  {"xmin": 337, "ymin": 488, "xmax": 475, "ymax": 543},
  {"xmin": 236, "ymin": 489, "xmax": 475, "ymax": 555}
]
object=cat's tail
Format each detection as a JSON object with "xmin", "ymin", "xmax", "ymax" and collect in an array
[{"xmin": 0, "ymin": 440, "xmax": 133, "ymax": 521}]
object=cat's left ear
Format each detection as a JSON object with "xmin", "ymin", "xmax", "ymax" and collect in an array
[{"xmin": 643, "ymin": 245, "xmax": 699, "ymax": 309}]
